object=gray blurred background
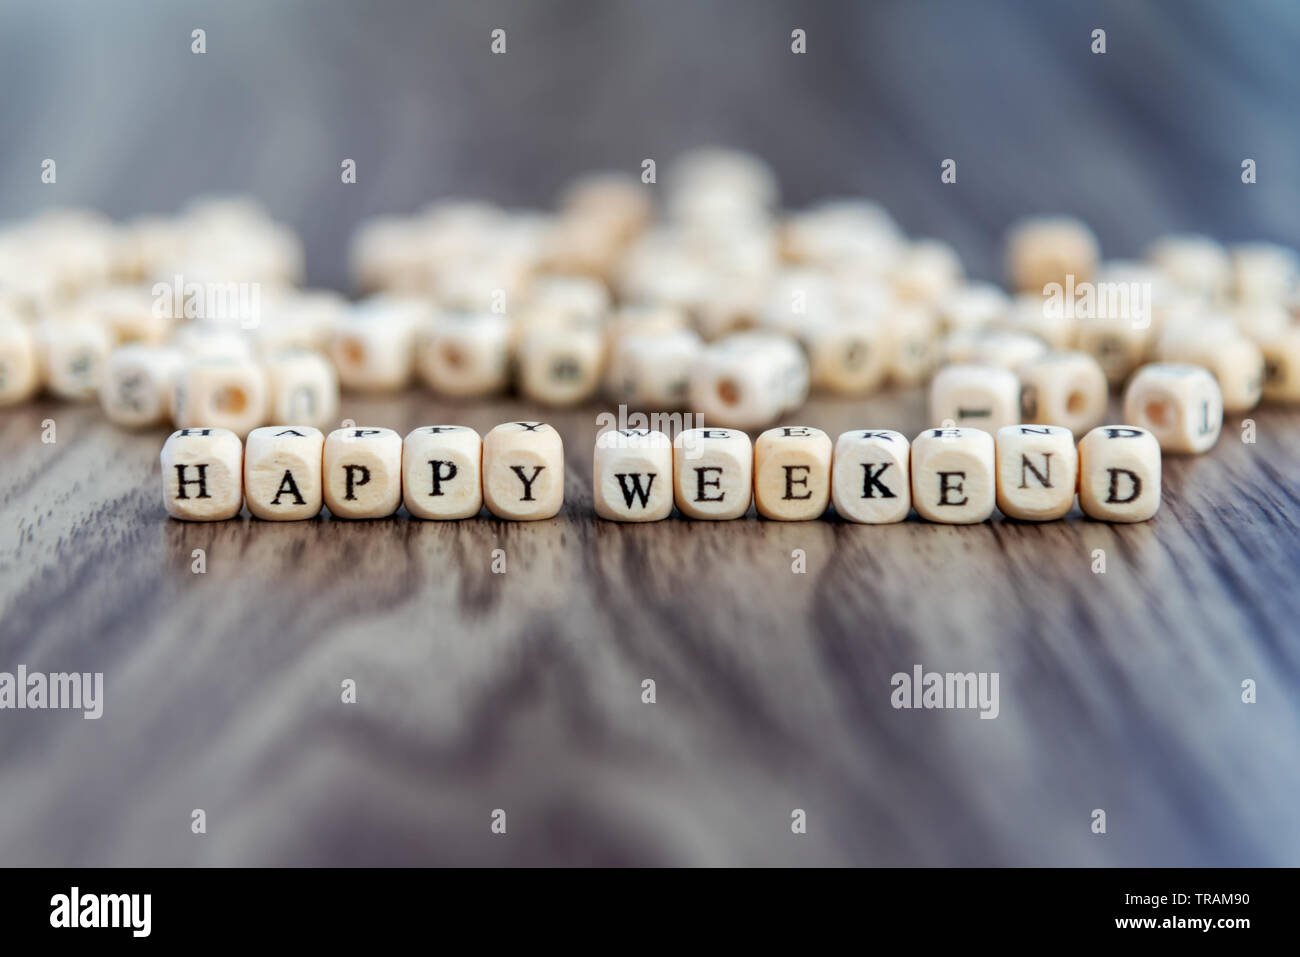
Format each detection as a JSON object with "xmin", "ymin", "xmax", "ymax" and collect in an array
[{"xmin": 2, "ymin": 0, "xmax": 1297, "ymax": 290}]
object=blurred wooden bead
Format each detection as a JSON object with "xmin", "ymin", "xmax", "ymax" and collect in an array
[
  {"xmin": 1077, "ymin": 425, "xmax": 1161, "ymax": 522},
  {"xmin": 999, "ymin": 292, "xmax": 1077, "ymax": 350},
  {"xmin": 172, "ymin": 356, "xmax": 268, "ymax": 436},
  {"xmin": 349, "ymin": 215, "xmax": 432, "ymax": 294},
  {"xmin": 0, "ymin": 315, "xmax": 41, "ymax": 405},
  {"xmin": 688, "ymin": 332, "xmax": 808, "ymax": 430},
  {"xmin": 929, "ymin": 363, "xmax": 1021, "ymax": 432},
  {"xmin": 605, "ymin": 328, "xmax": 702, "ymax": 408},
  {"xmin": 759, "ymin": 268, "xmax": 837, "ymax": 337},
  {"xmin": 1004, "ymin": 216, "xmax": 1099, "ymax": 293},
  {"xmin": 943, "ymin": 328, "xmax": 1048, "ymax": 372},
  {"xmin": 784, "ymin": 205, "xmax": 902, "ymax": 280},
  {"xmin": 100, "ymin": 344, "xmax": 184, "ymax": 427},
  {"xmin": 802, "ymin": 315, "xmax": 890, "ymax": 396},
  {"xmin": 558, "ymin": 171, "xmax": 651, "ymax": 245},
  {"xmin": 172, "ymin": 322, "xmax": 254, "ymax": 361},
  {"xmin": 160, "ymin": 427, "xmax": 244, "ymax": 521},
  {"xmin": 323, "ymin": 427, "xmax": 403, "ymax": 519},
  {"xmin": 252, "ymin": 289, "xmax": 345, "ymax": 355},
  {"xmin": 666, "ymin": 148, "xmax": 778, "ymax": 225},
  {"xmin": 416, "ymin": 312, "xmax": 510, "ymax": 398},
  {"xmin": 1146, "ymin": 234, "xmax": 1230, "ymax": 302},
  {"xmin": 1156, "ymin": 326, "xmax": 1263, "ymax": 413},
  {"xmin": 1074, "ymin": 314, "xmax": 1153, "ymax": 387},
  {"xmin": 402, "ymin": 425, "xmax": 483, "ymax": 520},
  {"xmin": 936, "ymin": 282, "xmax": 1009, "ymax": 334},
  {"xmin": 516, "ymin": 322, "xmax": 604, "ymax": 406},
  {"xmin": 754, "ymin": 426, "xmax": 832, "ymax": 521},
  {"xmin": 35, "ymin": 317, "xmax": 113, "ymax": 401},
  {"xmin": 1261, "ymin": 329, "xmax": 1300, "ymax": 402},
  {"xmin": 80, "ymin": 284, "xmax": 173, "ymax": 345},
  {"xmin": 329, "ymin": 296, "xmax": 426, "ymax": 392},
  {"xmin": 994, "ymin": 425, "xmax": 1077, "ymax": 521},
  {"xmin": 606, "ymin": 303, "xmax": 689, "ymax": 346},
  {"xmin": 1230, "ymin": 301, "xmax": 1290, "ymax": 343},
  {"xmin": 482, "ymin": 421, "xmax": 564, "ymax": 521},
  {"xmin": 261, "ymin": 349, "xmax": 339, "ymax": 430},
  {"xmin": 882, "ymin": 303, "xmax": 939, "ymax": 387},
  {"xmin": 592, "ymin": 429, "xmax": 674, "ymax": 522},
  {"xmin": 1231, "ymin": 242, "xmax": 1298, "ymax": 304},
  {"xmin": 910, "ymin": 427, "xmax": 995, "ymax": 524},
  {"xmin": 243, "ymin": 426, "xmax": 324, "ymax": 521},
  {"xmin": 672, "ymin": 428, "xmax": 753, "ymax": 520},
  {"xmin": 831, "ymin": 429, "xmax": 911, "ymax": 524},
  {"xmin": 527, "ymin": 274, "xmax": 611, "ymax": 325},
  {"xmin": 892, "ymin": 239, "xmax": 962, "ymax": 304},
  {"xmin": 1122, "ymin": 363, "xmax": 1222, "ymax": 453},
  {"xmin": 1016, "ymin": 351, "xmax": 1108, "ymax": 436},
  {"xmin": 692, "ymin": 279, "xmax": 767, "ymax": 341}
]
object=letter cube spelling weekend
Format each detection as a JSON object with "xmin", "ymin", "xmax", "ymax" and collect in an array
[{"xmin": 160, "ymin": 421, "xmax": 1165, "ymax": 524}]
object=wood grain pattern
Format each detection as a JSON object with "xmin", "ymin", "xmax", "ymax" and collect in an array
[{"xmin": 2, "ymin": 390, "xmax": 1298, "ymax": 866}]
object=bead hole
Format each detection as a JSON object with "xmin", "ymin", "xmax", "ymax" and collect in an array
[
  {"xmin": 213, "ymin": 386, "xmax": 247, "ymax": 415},
  {"xmin": 716, "ymin": 378, "xmax": 741, "ymax": 406},
  {"xmin": 1144, "ymin": 399, "xmax": 1173, "ymax": 428},
  {"xmin": 442, "ymin": 343, "xmax": 466, "ymax": 370},
  {"xmin": 341, "ymin": 338, "xmax": 365, "ymax": 365}
]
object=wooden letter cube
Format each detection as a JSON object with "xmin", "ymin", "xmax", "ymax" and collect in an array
[
  {"xmin": 928, "ymin": 363, "xmax": 1020, "ymax": 432},
  {"xmin": 1156, "ymin": 328, "xmax": 1263, "ymax": 414},
  {"xmin": 605, "ymin": 328, "xmax": 702, "ymax": 408},
  {"xmin": 672, "ymin": 428, "xmax": 753, "ymax": 520},
  {"xmin": 910, "ymin": 428, "xmax": 995, "ymax": 524},
  {"xmin": 882, "ymin": 303, "xmax": 938, "ymax": 387},
  {"xmin": 1016, "ymin": 351, "xmax": 1108, "ymax": 436},
  {"xmin": 1077, "ymin": 426, "xmax": 1161, "ymax": 522},
  {"xmin": 244, "ymin": 426, "xmax": 324, "ymax": 521},
  {"xmin": 802, "ymin": 315, "xmax": 890, "ymax": 396},
  {"xmin": 515, "ymin": 324, "xmax": 604, "ymax": 407},
  {"xmin": 831, "ymin": 429, "xmax": 911, "ymax": 524},
  {"xmin": 1122, "ymin": 363, "xmax": 1222, "ymax": 453},
  {"xmin": 415, "ymin": 313, "xmax": 510, "ymax": 398},
  {"xmin": 994, "ymin": 425, "xmax": 1077, "ymax": 521},
  {"xmin": 689, "ymin": 333, "xmax": 809, "ymax": 430},
  {"xmin": 1075, "ymin": 315, "xmax": 1154, "ymax": 386},
  {"xmin": 754, "ymin": 426, "xmax": 832, "ymax": 521},
  {"xmin": 402, "ymin": 425, "xmax": 483, "ymax": 520},
  {"xmin": 0, "ymin": 316, "xmax": 42, "ymax": 405},
  {"xmin": 593, "ymin": 429, "xmax": 674, "ymax": 522},
  {"xmin": 328, "ymin": 296, "xmax": 424, "ymax": 392},
  {"xmin": 160, "ymin": 427, "xmax": 244, "ymax": 521},
  {"xmin": 1146, "ymin": 234, "xmax": 1230, "ymax": 302},
  {"xmin": 262, "ymin": 350, "xmax": 339, "ymax": 430},
  {"xmin": 100, "ymin": 344, "xmax": 184, "ymax": 427},
  {"xmin": 1261, "ymin": 329, "xmax": 1300, "ymax": 402},
  {"xmin": 35, "ymin": 317, "xmax": 113, "ymax": 401},
  {"xmin": 172, "ymin": 356, "xmax": 269, "ymax": 437},
  {"xmin": 482, "ymin": 421, "xmax": 565, "ymax": 521},
  {"xmin": 1004, "ymin": 216, "xmax": 1099, "ymax": 293},
  {"xmin": 323, "ymin": 427, "xmax": 403, "ymax": 519}
]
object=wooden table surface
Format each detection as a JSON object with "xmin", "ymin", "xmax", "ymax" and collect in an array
[{"xmin": 3, "ymin": 388, "xmax": 1298, "ymax": 866}]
